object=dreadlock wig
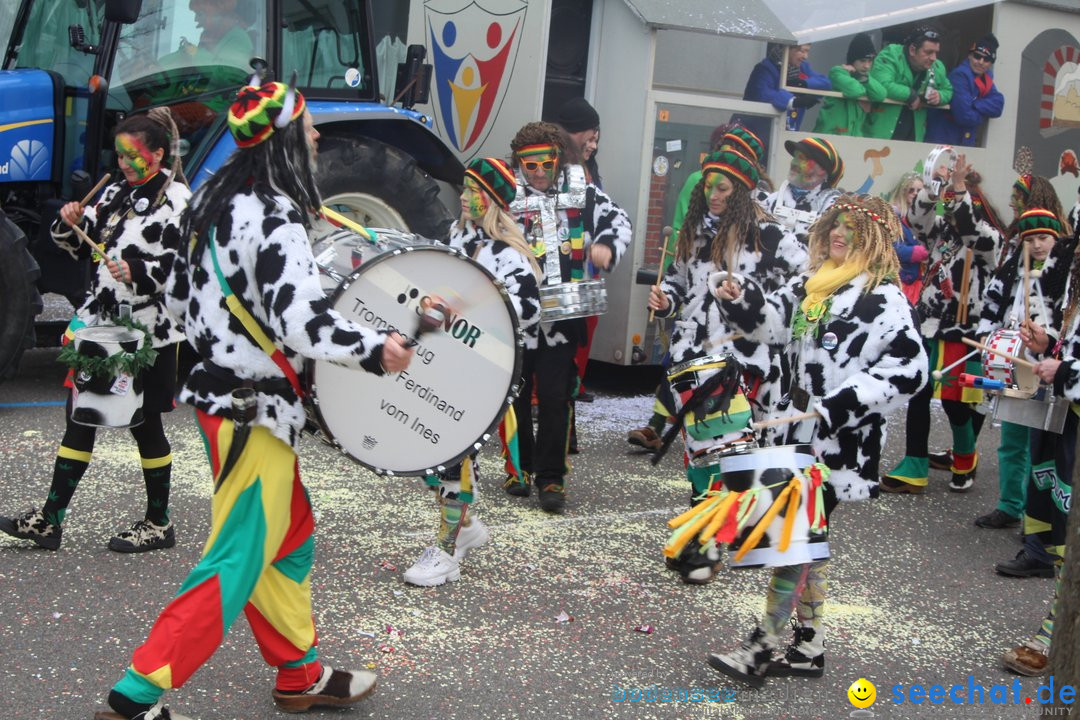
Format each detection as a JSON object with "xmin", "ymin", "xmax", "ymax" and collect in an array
[
  {"xmin": 808, "ymin": 194, "xmax": 901, "ymax": 292},
  {"xmin": 509, "ymin": 122, "xmax": 565, "ymax": 169},
  {"xmin": 675, "ymin": 151, "xmax": 762, "ymax": 271}
]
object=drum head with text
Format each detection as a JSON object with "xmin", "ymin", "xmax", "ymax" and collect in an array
[{"xmin": 308, "ymin": 245, "xmax": 522, "ymax": 475}]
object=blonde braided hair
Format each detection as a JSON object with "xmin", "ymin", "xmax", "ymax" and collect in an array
[{"xmin": 807, "ymin": 194, "xmax": 901, "ymax": 292}]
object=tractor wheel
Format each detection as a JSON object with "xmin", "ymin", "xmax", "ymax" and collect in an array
[
  {"xmin": 0, "ymin": 210, "xmax": 43, "ymax": 381},
  {"xmin": 315, "ymin": 135, "xmax": 454, "ymax": 239}
]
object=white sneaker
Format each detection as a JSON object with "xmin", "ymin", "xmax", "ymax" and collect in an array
[
  {"xmin": 403, "ymin": 546, "xmax": 460, "ymax": 587},
  {"xmin": 453, "ymin": 517, "xmax": 490, "ymax": 560}
]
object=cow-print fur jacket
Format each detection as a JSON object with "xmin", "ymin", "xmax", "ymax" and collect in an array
[
  {"xmin": 761, "ymin": 181, "xmax": 841, "ymax": 240},
  {"xmin": 977, "ymin": 238, "xmax": 1073, "ymax": 344},
  {"xmin": 166, "ymin": 189, "xmax": 388, "ymax": 449},
  {"xmin": 910, "ymin": 188, "xmax": 1002, "ymax": 341},
  {"xmin": 448, "ymin": 220, "xmax": 542, "ymax": 349},
  {"xmin": 720, "ymin": 272, "xmax": 927, "ymax": 501},
  {"xmin": 512, "ymin": 166, "xmax": 631, "ymax": 346},
  {"xmin": 1051, "ymin": 310, "xmax": 1080, "ymax": 403},
  {"xmin": 656, "ymin": 214, "xmax": 806, "ymax": 414},
  {"xmin": 51, "ymin": 171, "xmax": 189, "ymax": 348}
]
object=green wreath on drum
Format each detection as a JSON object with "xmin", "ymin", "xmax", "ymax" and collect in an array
[{"xmin": 57, "ymin": 316, "xmax": 157, "ymax": 378}]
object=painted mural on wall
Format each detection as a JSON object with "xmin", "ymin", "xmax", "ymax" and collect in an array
[
  {"xmin": 1017, "ymin": 29, "xmax": 1080, "ymax": 183},
  {"xmin": 423, "ymin": 0, "xmax": 527, "ymax": 155}
]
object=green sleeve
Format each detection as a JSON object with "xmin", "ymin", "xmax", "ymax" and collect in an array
[
  {"xmin": 828, "ymin": 66, "xmax": 866, "ymax": 98},
  {"xmin": 668, "ymin": 170, "xmax": 700, "ymax": 268},
  {"xmin": 871, "ymin": 46, "xmax": 916, "ymax": 103},
  {"xmin": 865, "ymin": 74, "xmax": 887, "ymax": 102}
]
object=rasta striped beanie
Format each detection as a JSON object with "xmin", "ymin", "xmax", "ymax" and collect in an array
[
  {"xmin": 465, "ymin": 157, "xmax": 517, "ymax": 209},
  {"xmin": 701, "ymin": 149, "xmax": 759, "ymax": 190},
  {"xmin": 228, "ymin": 82, "xmax": 306, "ymax": 148}
]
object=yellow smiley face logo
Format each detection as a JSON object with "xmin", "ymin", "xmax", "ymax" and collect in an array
[{"xmin": 847, "ymin": 678, "xmax": 876, "ymax": 708}]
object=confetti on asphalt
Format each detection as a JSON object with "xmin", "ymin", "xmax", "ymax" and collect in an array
[
  {"xmin": 555, "ymin": 611, "xmax": 573, "ymax": 623},
  {"xmin": 379, "ymin": 561, "xmax": 398, "ymax": 571},
  {"xmin": 358, "ymin": 631, "xmax": 376, "ymax": 638},
  {"xmin": 634, "ymin": 624, "xmax": 654, "ymax": 634},
  {"xmin": 377, "ymin": 644, "xmax": 394, "ymax": 653},
  {"xmin": 385, "ymin": 624, "xmax": 404, "ymax": 637}
]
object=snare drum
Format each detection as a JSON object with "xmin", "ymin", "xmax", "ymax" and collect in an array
[
  {"xmin": 717, "ymin": 444, "xmax": 830, "ymax": 569},
  {"xmin": 307, "ymin": 243, "xmax": 523, "ymax": 476},
  {"xmin": 983, "ymin": 329, "xmax": 1038, "ymax": 395},
  {"xmin": 538, "ymin": 279, "xmax": 607, "ymax": 322},
  {"xmin": 69, "ymin": 325, "xmax": 146, "ymax": 429},
  {"xmin": 990, "ymin": 386, "xmax": 1070, "ymax": 433},
  {"xmin": 667, "ymin": 354, "xmax": 754, "ymax": 459}
]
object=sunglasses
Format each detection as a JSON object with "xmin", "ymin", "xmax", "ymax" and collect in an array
[
  {"xmin": 971, "ymin": 52, "xmax": 993, "ymax": 62},
  {"xmin": 521, "ymin": 159, "xmax": 557, "ymax": 171}
]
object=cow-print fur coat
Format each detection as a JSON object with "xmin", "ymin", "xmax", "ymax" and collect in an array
[
  {"xmin": 166, "ymin": 189, "xmax": 388, "ymax": 449},
  {"xmin": 51, "ymin": 171, "xmax": 189, "ymax": 348},
  {"xmin": 720, "ymin": 272, "xmax": 927, "ymax": 501},
  {"xmin": 448, "ymin": 220, "xmax": 542, "ymax": 349},
  {"xmin": 910, "ymin": 188, "xmax": 1002, "ymax": 341},
  {"xmin": 977, "ymin": 236, "xmax": 1073, "ymax": 342},
  {"xmin": 761, "ymin": 181, "xmax": 842, "ymax": 240},
  {"xmin": 512, "ymin": 166, "xmax": 632, "ymax": 346},
  {"xmin": 656, "ymin": 214, "xmax": 806, "ymax": 415}
]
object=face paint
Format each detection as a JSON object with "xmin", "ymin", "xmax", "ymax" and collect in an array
[
  {"xmin": 461, "ymin": 177, "xmax": 490, "ymax": 221},
  {"xmin": 115, "ymin": 133, "xmax": 158, "ymax": 184},
  {"xmin": 789, "ymin": 151, "xmax": 827, "ymax": 189},
  {"xmin": 828, "ymin": 212, "xmax": 856, "ymax": 263},
  {"xmin": 516, "ymin": 144, "xmax": 559, "ymax": 191}
]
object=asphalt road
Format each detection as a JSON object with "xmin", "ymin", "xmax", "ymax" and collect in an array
[{"xmin": 0, "ymin": 348, "xmax": 1067, "ymax": 720}]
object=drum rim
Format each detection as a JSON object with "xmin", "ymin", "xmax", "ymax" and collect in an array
[
  {"xmin": 305, "ymin": 244, "xmax": 525, "ymax": 476},
  {"xmin": 667, "ymin": 352, "xmax": 737, "ymax": 377}
]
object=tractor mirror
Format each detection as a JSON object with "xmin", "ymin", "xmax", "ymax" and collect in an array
[
  {"xmin": 104, "ymin": 0, "xmax": 142, "ymax": 24},
  {"xmin": 394, "ymin": 45, "xmax": 431, "ymax": 109}
]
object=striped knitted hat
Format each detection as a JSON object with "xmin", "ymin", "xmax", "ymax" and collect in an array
[
  {"xmin": 701, "ymin": 149, "xmax": 759, "ymax": 190},
  {"xmin": 1013, "ymin": 174, "xmax": 1034, "ymax": 198},
  {"xmin": 465, "ymin": 157, "xmax": 517, "ymax": 209},
  {"xmin": 1018, "ymin": 208, "xmax": 1063, "ymax": 239},
  {"xmin": 228, "ymin": 82, "xmax": 306, "ymax": 148},
  {"xmin": 785, "ymin": 137, "xmax": 844, "ymax": 188},
  {"xmin": 721, "ymin": 127, "xmax": 764, "ymax": 164}
]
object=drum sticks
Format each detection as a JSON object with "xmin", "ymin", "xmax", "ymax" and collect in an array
[
  {"xmin": 751, "ymin": 411, "xmax": 820, "ymax": 431},
  {"xmin": 80, "ymin": 173, "xmax": 111, "ymax": 208},
  {"xmin": 1023, "ymin": 241, "xmax": 1031, "ymax": 325},
  {"xmin": 961, "ymin": 336, "xmax": 1037, "ymax": 370},
  {"xmin": 957, "ymin": 247, "xmax": 974, "ymax": 325},
  {"xmin": 70, "ymin": 221, "xmax": 108, "ymax": 259},
  {"xmin": 649, "ymin": 226, "xmax": 673, "ymax": 323}
]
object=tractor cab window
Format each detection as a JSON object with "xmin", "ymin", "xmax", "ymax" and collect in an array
[
  {"xmin": 7, "ymin": 0, "xmax": 104, "ymax": 87},
  {"xmin": 281, "ymin": 0, "xmax": 376, "ymax": 100},
  {"xmin": 108, "ymin": 0, "xmax": 265, "ymax": 117}
]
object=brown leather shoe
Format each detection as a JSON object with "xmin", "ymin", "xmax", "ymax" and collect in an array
[
  {"xmin": 1002, "ymin": 643, "xmax": 1048, "ymax": 676},
  {"xmin": 627, "ymin": 426, "xmax": 662, "ymax": 451}
]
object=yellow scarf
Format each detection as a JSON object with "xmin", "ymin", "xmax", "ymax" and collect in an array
[{"xmin": 801, "ymin": 258, "xmax": 865, "ymax": 321}]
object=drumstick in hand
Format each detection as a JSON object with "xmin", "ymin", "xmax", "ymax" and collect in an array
[
  {"xmin": 1023, "ymin": 241, "xmax": 1031, "ymax": 325},
  {"xmin": 961, "ymin": 336, "xmax": 1037, "ymax": 370},
  {"xmin": 649, "ymin": 226, "xmax": 673, "ymax": 323},
  {"xmin": 70, "ymin": 221, "xmax": 107, "ymax": 260},
  {"xmin": 751, "ymin": 411, "xmax": 820, "ymax": 431},
  {"xmin": 79, "ymin": 173, "xmax": 111, "ymax": 208}
]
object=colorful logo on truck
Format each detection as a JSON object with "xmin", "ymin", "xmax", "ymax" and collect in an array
[{"xmin": 424, "ymin": 0, "xmax": 526, "ymax": 155}]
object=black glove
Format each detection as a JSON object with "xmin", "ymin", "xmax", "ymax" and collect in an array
[
  {"xmin": 792, "ymin": 94, "xmax": 820, "ymax": 109},
  {"xmin": 787, "ymin": 69, "xmax": 807, "ymax": 88}
]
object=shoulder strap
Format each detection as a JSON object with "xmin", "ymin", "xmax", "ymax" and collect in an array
[{"xmin": 206, "ymin": 227, "xmax": 306, "ymax": 399}]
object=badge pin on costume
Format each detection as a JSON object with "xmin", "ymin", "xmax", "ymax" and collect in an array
[
  {"xmin": 821, "ymin": 331, "xmax": 839, "ymax": 350},
  {"xmin": 134, "ymin": 197, "xmax": 150, "ymax": 213}
]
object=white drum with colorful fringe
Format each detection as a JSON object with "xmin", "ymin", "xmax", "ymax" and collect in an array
[{"xmin": 717, "ymin": 444, "xmax": 830, "ymax": 569}]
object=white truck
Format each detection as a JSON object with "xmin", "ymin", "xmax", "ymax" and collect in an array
[{"xmin": 389, "ymin": 0, "xmax": 1080, "ymax": 366}]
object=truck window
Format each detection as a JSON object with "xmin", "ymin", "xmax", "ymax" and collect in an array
[
  {"xmin": 108, "ymin": 0, "xmax": 265, "ymax": 114},
  {"xmin": 281, "ymin": 0, "xmax": 374, "ymax": 97},
  {"xmin": 8, "ymin": 0, "xmax": 104, "ymax": 87}
]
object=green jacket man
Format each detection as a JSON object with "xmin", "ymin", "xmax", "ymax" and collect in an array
[
  {"xmin": 864, "ymin": 28, "xmax": 953, "ymax": 142},
  {"xmin": 814, "ymin": 33, "xmax": 886, "ymax": 137}
]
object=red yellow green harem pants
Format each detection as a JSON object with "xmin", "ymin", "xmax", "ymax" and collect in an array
[{"xmin": 112, "ymin": 410, "xmax": 322, "ymax": 706}]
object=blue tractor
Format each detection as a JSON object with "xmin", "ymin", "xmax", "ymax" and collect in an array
[{"xmin": 0, "ymin": 0, "xmax": 462, "ymax": 379}]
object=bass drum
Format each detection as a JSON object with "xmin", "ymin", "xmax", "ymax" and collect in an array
[{"xmin": 307, "ymin": 233, "xmax": 523, "ymax": 476}]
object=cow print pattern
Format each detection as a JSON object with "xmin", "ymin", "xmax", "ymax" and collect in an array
[
  {"xmin": 166, "ymin": 189, "xmax": 387, "ymax": 449},
  {"xmin": 722, "ymin": 272, "xmax": 927, "ymax": 501},
  {"xmin": 51, "ymin": 172, "xmax": 190, "ymax": 347}
]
